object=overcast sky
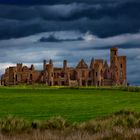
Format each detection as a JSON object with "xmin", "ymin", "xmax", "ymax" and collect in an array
[{"xmin": 0, "ymin": 0, "xmax": 140, "ymax": 85}]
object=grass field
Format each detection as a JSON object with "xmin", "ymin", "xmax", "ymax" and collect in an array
[{"xmin": 0, "ymin": 86, "xmax": 140, "ymax": 122}]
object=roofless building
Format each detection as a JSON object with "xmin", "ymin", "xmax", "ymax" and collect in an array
[{"xmin": 1, "ymin": 48, "xmax": 127, "ymax": 86}]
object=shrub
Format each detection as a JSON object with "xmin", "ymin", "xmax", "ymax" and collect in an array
[
  {"xmin": 112, "ymin": 117, "xmax": 127, "ymax": 127},
  {"xmin": 40, "ymin": 116, "xmax": 70, "ymax": 130},
  {"xmin": 79, "ymin": 121, "xmax": 103, "ymax": 133},
  {"xmin": 0, "ymin": 116, "xmax": 30, "ymax": 133}
]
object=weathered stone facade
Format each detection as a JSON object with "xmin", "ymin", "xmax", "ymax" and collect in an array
[{"xmin": 1, "ymin": 48, "xmax": 127, "ymax": 86}]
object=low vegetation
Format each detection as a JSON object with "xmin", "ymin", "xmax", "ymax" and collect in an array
[{"xmin": 0, "ymin": 110, "xmax": 140, "ymax": 139}]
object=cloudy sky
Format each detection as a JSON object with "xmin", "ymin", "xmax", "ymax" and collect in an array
[{"xmin": 0, "ymin": 0, "xmax": 140, "ymax": 85}]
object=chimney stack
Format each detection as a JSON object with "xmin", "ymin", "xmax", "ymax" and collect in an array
[
  {"xmin": 63, "ymin": 60, "xmax": 67, "ymax": 69},
  {"xmin": 43, "ymin": 60, "xmax": 46, "ymax": 71}
]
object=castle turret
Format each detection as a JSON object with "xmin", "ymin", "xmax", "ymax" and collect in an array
[
  {"xmin": 110, "ymin": 48, "xmax": 119, "ymax": 85},
  {"xmin": 117, "ymin": 56, "xmax": 127, "ymax": 86},
  {"xmin": 110, "ymin": 47, "xmax": 127, "ymax": 86},
  {"xmin": 110, "ymin": 48, "xmax": 118, "ymax": 67}
]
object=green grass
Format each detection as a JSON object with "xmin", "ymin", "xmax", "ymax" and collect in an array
[{"xmin": 0, "ymin": 86, "xmax": 140, "ymax": 122}]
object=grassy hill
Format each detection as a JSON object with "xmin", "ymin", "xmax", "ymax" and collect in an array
[{"xmin": 0, "ymin": 86, "xmax": 140, "ymax": 122}]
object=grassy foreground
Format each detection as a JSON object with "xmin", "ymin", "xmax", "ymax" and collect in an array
[
  {"xmin": 0, "ymin": 110, "xmax": 140, "ymax": 140},
  {"xmin": 0, "ymin": 86, "xmax": 139, "ymax": 122}
]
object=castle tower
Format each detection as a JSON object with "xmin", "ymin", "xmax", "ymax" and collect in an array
[
  {"xmin": 110, "ymin": 48, "xmax": 118, "ymax": 67},
  {"xmin": 117, "ymin": 56, "xmax": 127, "ymax": 86},
  {"xmin": 110, "ymin": 48, "xmax": 119, "ymax": 85},
  {"xmin": 110, "ymin": 47, "xmax": 127, "ymax": 86}
]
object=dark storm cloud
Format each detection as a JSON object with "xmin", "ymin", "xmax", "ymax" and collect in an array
[
  {"xmin": 0, "ymin": 1, "xmax": 140, "ymax": 39},
  {"xmin": 39, "ymin": 34, "xmax": 83, "ymax": 42},
  {"xmin": 1, "ymin": 2, "xmax": 140, "ymax": 21},
  {"xmin": 0, "ymin": 16, "xmax": 139, "ymax": 39},
  {"xmin": 0, "ymin": 0, "xmax": 137, "ymax": 5},
  {"xmin": 1, "ymin": 2, "xmax": 140, "ymax": 20}
]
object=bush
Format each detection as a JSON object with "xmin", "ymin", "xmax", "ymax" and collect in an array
[
  {"xmin": 40, "ymin": 116, "xmax": 70, "ymax": 130},
  {"xmin": 0, "ymin": 116, "xmax": 30, "ymax": 133},
  {"xmin": 79, "ymin": 121, "xmax": 102, "ymax": 133}
]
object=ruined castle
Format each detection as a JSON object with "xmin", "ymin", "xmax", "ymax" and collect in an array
[{"xmin": 1, "ymin": 48, "xmax": 127, "ymax": 86}]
